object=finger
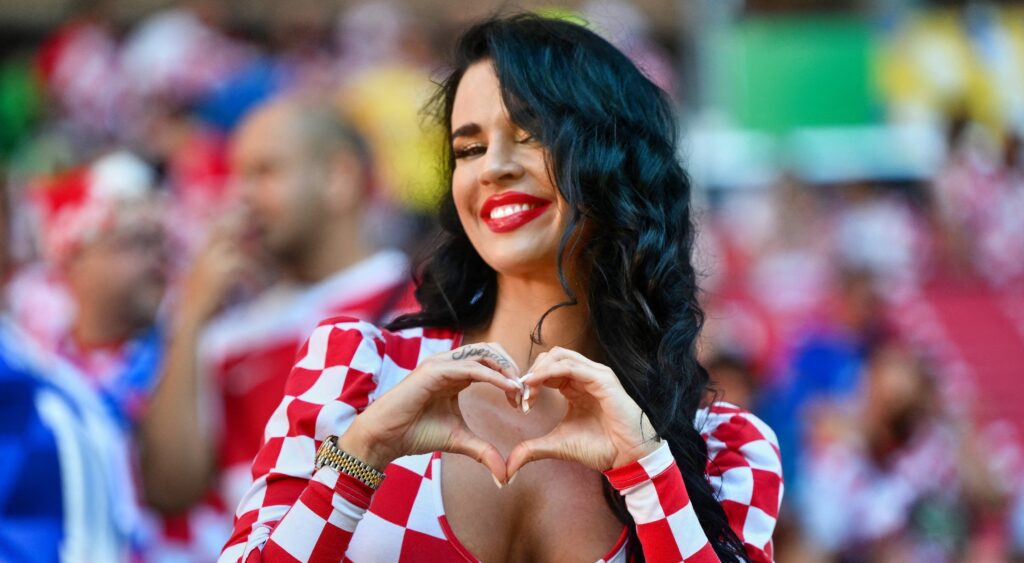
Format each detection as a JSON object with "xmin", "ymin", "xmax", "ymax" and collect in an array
[
  {"xmin": 548, "ymin": 346, "xmax": 603, "ymax": 368},
  {"xmin": 449, "ymin": 343, "xmax": 520, "ymax": 381},
  {"xmin": 484, "ymin": 342, "xmax": 521, "ymax": 377},
  {"xmin": 447, "ymin": 361, "xmax": 521, "ymax": 409},
  {"xmin": 447, "ymin": 427, "xmax": 508, "ymax": 487},
  {"xmin": 520, "ymin": 358, "xmax": 589, "ymax": 413},
  {"xmin": 518, "ymin": 351, "xmax": 557, "ymax": 413},
  {"xmin": 470, "ymin": 353, "xmax": 521, "ymax": 386},
  {"xmin": 475, "ymin": 357, "xmax": 522, "ymax": 410},
  {"xmin": 434, "ymin": 361, "xmax": 523, "ymax": 396},
  {"xmin": 505, "ymin": 432, "xmax": 568, "ymax": 480}
]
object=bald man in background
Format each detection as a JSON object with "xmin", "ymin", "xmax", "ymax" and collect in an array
[{"xmin": 140, "ymin": 94, "xmax": 411, "ymax": 559}]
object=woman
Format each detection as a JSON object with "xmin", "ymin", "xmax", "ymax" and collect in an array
[{"xmin": 221, "ymin": 15, "xmax": 782, "ymax": 563}]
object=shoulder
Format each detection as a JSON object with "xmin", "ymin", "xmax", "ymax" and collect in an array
[
  {"xmin": 697, "ymin": 403, "xmax": 783, "ymax": 557},
  {"xmin": 270, "ymin": 317, "xmax": 461, "ymax": 436},
  {"xmin": 696, "ymin": 402, "xmax": 781, "ymax": 462},
  {"xmin": 289, "ymin": 316, "xmax": 460, "ymax": 388},
  {"xmin": 696, "ymin": 402, "xmax": 782, "ymax": 494},
  {"xmin": 697, "ymin": 404, "xmax": 783, "ymax": 513}
]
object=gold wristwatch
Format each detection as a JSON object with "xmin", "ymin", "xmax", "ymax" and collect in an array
[{"xmin": 315, "ymin": 435, "xmax": 386, "ymax": 489}]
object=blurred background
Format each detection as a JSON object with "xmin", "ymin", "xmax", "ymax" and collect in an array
[{"xmin": 0, "ymin": 0, "xmax": 1022, "ymax": 562}]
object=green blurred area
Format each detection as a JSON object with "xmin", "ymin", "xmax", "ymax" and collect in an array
[
  {"xmin": 710, "ymin": 15, "xmax": 877, "ymax": 133},
  {"xmin": 0, "ymin": 56, "xmax": 41, "ymax": 158}
]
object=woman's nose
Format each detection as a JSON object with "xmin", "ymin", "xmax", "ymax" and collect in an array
[{"xmin": 479, "ymin": 143, "xmax": 525, "ymax": 185}]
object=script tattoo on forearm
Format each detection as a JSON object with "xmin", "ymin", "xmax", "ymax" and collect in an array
[{"xmin": 452, "ymin": 346, "xmax": 513, "ymax": 370}]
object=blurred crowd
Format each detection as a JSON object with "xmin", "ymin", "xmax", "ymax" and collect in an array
[
  {"xmin": 0, "ymin": 1, "xmax": 1022, "ymax": 562},
  {"xmin": 698, "ymin": 121, "xmax": 1024, "ymax": 562},
  {"xmin": 693, "ymin": 6, "xmax": 1024, "ymax": 562}
]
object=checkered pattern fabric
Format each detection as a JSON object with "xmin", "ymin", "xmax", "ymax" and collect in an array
[
  {"xmin": 699, "ymin": 404, "xmax": 783, "ymax": 563},
  {"xmin": 603, "ymin": 404, "xmax": 783, "ymax": 563},
  {"xmin": 154, "ymin": 251, "xmax": 411, "ymax": 561},
  {"xmin": 220, "ymin": 319, "xmax": 783, "ymax": 562}
]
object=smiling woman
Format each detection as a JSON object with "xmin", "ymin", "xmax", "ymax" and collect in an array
[{"xmin": 221, "ymin": 14, "xmax": 782, "ymax": 563}]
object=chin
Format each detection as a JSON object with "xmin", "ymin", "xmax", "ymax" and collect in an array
[{"xmin": 479, "ymin": 246, "xmax": 559, "ymax": 280}]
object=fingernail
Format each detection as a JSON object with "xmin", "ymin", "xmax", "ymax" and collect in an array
[
  {"xmin": 492, "ymin": 474, "xmax": 504, "ymax": 489},
  {"xmin": 508, "ymin": 472, "xmax": 518, "ymax": 486}
]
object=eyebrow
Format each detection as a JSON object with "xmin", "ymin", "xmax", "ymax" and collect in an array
[{"xmin": 451, "ymin": 123, "xmax": 481, "ymax": 140}]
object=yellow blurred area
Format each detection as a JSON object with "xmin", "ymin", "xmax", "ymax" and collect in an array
[
  {"xmin": 876, "ymin": 7, "xmax": 1024, "ymax": 135},
  {"xmin": 339, "ymin": 65, "xmax": 447, "ymax": 212}
]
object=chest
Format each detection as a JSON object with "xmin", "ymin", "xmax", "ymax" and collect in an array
[
  {"xmin": 451, "ymin": 386, "xmax": 625, "ymax": 561},
  {"xmin": 442, "ymin": 454, "xmax": 626, "ymax": 562},
  {"xmin": 345, "ymin": 385, "xmax": 628, "ymax": 562},
  {"xmin": 346, "ymin": 451, "xmax": 627, "ymax": 563}
]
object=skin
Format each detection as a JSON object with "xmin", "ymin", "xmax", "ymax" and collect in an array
[
  {"xmin": 140, "ymin": 97, "xmax": 374, "ymax": 511},
  {"xmin": 65, "ymin": 217, "xmax": 167, "ymax": 347},
  {"xmin": 338, "ymin": 62, "xmax": 661, "ymax": 562}
]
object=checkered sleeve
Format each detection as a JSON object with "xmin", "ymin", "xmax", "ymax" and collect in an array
[
  {"xmin": 219, "ymin": 317, "xmax": 387, "ymax": 563},
  {"xmin": 702, "ymin": 404, "xmax": 782, "ymax": 563},
  {"xmin": 603, "ymin": 404, "xmax": 782, "ymax": 563}
]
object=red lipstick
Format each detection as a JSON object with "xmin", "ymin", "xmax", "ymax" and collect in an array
[{"xmin": 479, "ymin": 191, "xmax": 552, "ymax": 233}]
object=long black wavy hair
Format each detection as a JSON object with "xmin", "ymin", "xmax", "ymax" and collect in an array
[{"xmin": 388, "ymin": 14, "xmax": 748, "ymax": 562}]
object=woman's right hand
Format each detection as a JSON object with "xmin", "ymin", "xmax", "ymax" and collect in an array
[{"xmin": 337, "ymin": 342, "xmax": 522, "ymax": 484}]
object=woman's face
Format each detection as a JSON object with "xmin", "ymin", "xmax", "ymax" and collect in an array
[{"xmin": 450, "ymin": 61, "xmax": 568, "ymax": 279}]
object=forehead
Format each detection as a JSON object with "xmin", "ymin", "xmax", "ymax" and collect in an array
[
  {"xmin": 231, "ymin": 103, "xmax": 304, "ymax": 163},
  {"xmin": 451, "ymin": 61, "xmax": 509, "ymax": 131}
]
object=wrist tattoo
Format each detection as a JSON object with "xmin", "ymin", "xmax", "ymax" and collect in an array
[{"xmin": 452, "ymin": 346, "xmax": 513, "ymax": 369}]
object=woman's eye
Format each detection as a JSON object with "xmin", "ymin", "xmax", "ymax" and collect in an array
[
  {"xmin": 516, "ymin": 134, "xmax": 536, "ymax": 144},
  {"xmin": 453, "ymin": 144, "xmax": 485, "ymax": 159}
]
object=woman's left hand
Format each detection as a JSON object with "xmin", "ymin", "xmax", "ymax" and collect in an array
[{"xmin": 506, "ymin": 347, "xmax": 661, "ymax": 479}]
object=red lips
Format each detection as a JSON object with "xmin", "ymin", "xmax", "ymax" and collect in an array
[{"xmin": 479, "ymin": 191, "xmax": 553, "ymax": 233}]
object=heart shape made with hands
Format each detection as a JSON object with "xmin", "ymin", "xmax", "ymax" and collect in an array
[{"xmin": 446, "ymin": 342, "xmax": 659, "ymax": 487}]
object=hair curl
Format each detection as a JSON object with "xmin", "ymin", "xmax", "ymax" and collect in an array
[{"xmin": 389, "ymin": 14, "xmax": 748, "ymax": 561}]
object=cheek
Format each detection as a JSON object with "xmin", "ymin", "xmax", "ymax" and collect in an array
[{"xmin": 451, "ymin": 172, "xmax": 477, "ymax": 226}]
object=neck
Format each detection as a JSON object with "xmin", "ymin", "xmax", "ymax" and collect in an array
[
  {"xmin": 467, "ymin": 269, "xmax": 598, "ymax": 372},
  {"xmin": 72, "ymin": 305, "xmax": 134, "ymax": 348},
  {"xmin": 287, "ymin": 211, "xmax": 372, "ymax": 284}
]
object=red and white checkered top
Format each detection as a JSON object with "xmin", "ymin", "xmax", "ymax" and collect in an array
[
  {"xmin": 155, "ymin": 251, "xmax": 412, "ymax": 561},
  {"xmin": 220, "ymin": 318, "xmax": 783, "ymax": 563}
]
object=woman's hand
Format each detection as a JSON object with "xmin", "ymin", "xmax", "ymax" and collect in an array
[
  {"xmin": 506, "ymin": 347, "xmax": 661, "ymax": 479},
  {"xmin": 338, "ymin": 343, "xmax": 523, "ymax": 484}
]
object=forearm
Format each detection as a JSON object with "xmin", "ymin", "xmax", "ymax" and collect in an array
[
  {"xmin": 220, "ymin": 464, "xmax": 375, "ymax": 562},
  {"xmin": 605, "ymin": 442, "xmax": 719, "ymax": 563},
  {"xmin": 139, "ymin": 314, "xmax": 215, "ymax": 511}
]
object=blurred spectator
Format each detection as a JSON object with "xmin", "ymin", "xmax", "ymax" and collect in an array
[
  {"xmin": 977, "ymin": 129, "xmax": 1024, "ymax": 286},
  {"xmin": 136, "ymin": 100, "xmax": 233, "ymax": 265},
  {"xmin": 797, "ymin": 343, "xmax": 1008, "ymax": 563},
  {"xmin": 833, "ymin": 181, "xmax": 927, "ymax": 294},
  {"xmin": 139, "ymin": 94, "xmax": 411, "ymax": 560},
  {"xmin": 35, "ymin": 0, "xmax": 122, "ymax": 139},
  {"xmin": 930, "ymin": 114, "xmax": 1003, "ymax": 277},
  {"xmin": 120, "ymin": 0, "xmax": 252, "ymax": 119},
  {"xmin": 26, "ymin": 150, "xmax": 168, "ymax": 430},
  {"xmin": 759, "ymin": 268, "xmax": 892, "ymax": 491},
  {"xmin": 0, "ymin": 167, "xmax": 138, "ymax": 562},
  {"xmin": 745, "ymin": 175, "xmax": 833, "ymax": 334}
]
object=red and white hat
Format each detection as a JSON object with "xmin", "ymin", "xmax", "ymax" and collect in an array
[{"xmin": 30, "ymin": 151, "xmax": 161, "ymax": 263}]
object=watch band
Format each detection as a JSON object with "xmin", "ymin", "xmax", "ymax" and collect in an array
[{"xmin": 315, "ymin": 436, "xmax": 387, "ymax": 489}]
